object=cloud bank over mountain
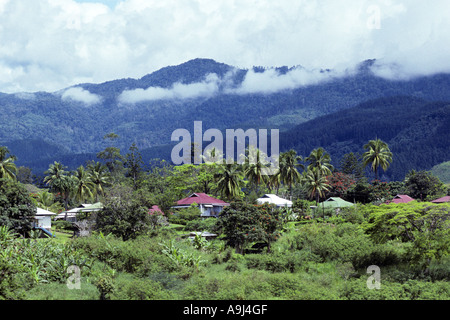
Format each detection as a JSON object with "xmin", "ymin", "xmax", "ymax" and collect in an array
[
  {"xmin": 61, "ymin": 87, "xmax": 102, "ymax": 105},
  {"xmin": 0, "ymin": 0, "xmax": 449, "ymax": 93},
  {"xmin": 118, "ymin": 73, "xmax": 221, "ymax": 103}
]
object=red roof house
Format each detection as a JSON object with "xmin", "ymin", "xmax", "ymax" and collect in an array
[
  {"xmin": 431, "ymin": 196, "xmax": 450, "ymax": 203},
  {"xmin": 174, "ymin": 193, "xmax": 229, "ymax": 217},
  {"xmin": 390, "ymin": 195, "xmax": 415, "ymax": 204}
]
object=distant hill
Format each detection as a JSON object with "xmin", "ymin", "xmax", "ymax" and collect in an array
[
  {"xmin": 1, "ymin": 58, "xmax": 450, "ymax": 177},
  {"xmin": 280, "ymin": 96, "xmax": 450, "ymax": 181},
  {"xmin": 431, "ymin": 161, "xmax": 450, "ymax": 184}
]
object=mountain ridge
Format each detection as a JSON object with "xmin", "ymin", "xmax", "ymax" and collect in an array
[{"xmin": 1, "ymin": 58, "xmax": 449, "ymax": 178}]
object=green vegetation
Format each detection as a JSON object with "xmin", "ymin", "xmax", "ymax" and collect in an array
[
  {"xmin": 431, "ymin": 161, "xmax": 450, "ymax": 185},
  {"xmin": 0, "ymin": 135, "xmax": 449, "ymax": 301}
]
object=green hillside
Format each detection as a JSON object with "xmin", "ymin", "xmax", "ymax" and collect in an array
[
  {"xmin": 432, "ymin": 161, "xmax": 450, "ymax": 184},
  {"xmin": 280, "ymin": 96, "xmax": 450, "ymax": 181}
]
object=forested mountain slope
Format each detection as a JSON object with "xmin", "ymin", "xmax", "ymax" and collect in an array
[
  {"xmin": 280, "ymin": 96, "xmax": 450, "ymax": 180},
  {"xmin": 1, "ymin": 58, "xmax": 449, "ymax": 177}
]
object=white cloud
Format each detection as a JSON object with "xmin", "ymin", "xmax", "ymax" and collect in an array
[
  {"xmin": 0, "ymin": 0, "xmax": 449, "ymax": 93},
  {"xmin": 229, "ymin": 67, "xmax": 352, "ymax": 95},
  {"xmin": 118, "ymin": 73, "xmax": 220, "ymax": 103},
  {"xmin": 61, "ymin": 87, "xmax": 102, "ymax": 105}
]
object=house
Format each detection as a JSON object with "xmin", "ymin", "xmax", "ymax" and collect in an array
[
  {"xmin": 256, "ymin": 194, "xmax": 292, "ymax": 208},
  {"xmin": 55, "ymin": 202, "xmax": 103, "ymax": 222},
  {"xmin": 320, "ymin": 197, "xmax": 355, "ymax": 209},
  {"xmin": 33, "ymin": 207, "xmax": 57, "ymax": 230},
  {"xmin": 315, "ymin": 197, "xmax": 355, "ymax": 216},
  {"xmin": 390, "ymin": 195, "xmax": 415, "ymax": 204},
  {"xmin": 431, "ymin": 196, "xmax": 450, "ymax": 203},
  {"xmin": 173, "ymin": 193, "xmax": 229, "ymax": 217}
]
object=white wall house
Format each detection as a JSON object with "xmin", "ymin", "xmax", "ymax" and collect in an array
[{"xmin": 33, "ymin": 207, "xmax": 57, "ymax": 230}]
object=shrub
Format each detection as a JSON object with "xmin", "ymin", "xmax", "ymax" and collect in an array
[
  {"xmin": 294, "ymin": 223, "xmax": 377, "ymax": 269},
  {"xmin": 245, "ymin": 250, "xmax": 320, "ymax": 273},
  {"xmin": 184, "ymin": 217, "xmax": 217, "ymax": 232},
  {"xmin": 0, "ymin": 256, "xmax": 26, "ymax": 299},
  {"xmin": 428, "ymin": 256, "xmax": 450, "ymax": 281},
  {"xmin": 168, "ymin": 206, "xmax": 202, "ymax": 225},
  {"xmin": 112, "ymin": 274, "xmax": 177, "ymax": 300}
]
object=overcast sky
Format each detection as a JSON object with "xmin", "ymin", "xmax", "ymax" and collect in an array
[{"xmin": 0, "ymin": 0, "xmax": 449, "ymax": 93}]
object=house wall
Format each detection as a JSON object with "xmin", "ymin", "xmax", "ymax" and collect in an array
[{"xmin": 33, "ymin": 216, "xmax": 52, "ymax": 229}]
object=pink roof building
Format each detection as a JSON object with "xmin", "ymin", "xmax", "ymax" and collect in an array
[
  {"xmin": 431, "ymin": 196, "xmax": 450, "ymax": 203},
  {"xmin": 390, "ymin": 195, "xmax": 415, "ymax": 204},
  {"xmin": 174, "ymin": 193, "xmax": 229, "ymax": 217}
]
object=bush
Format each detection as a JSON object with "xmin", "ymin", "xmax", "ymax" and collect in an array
[
  {"xmin": 294, "ymin": 223, "xmax": 376, "ymax": 269},
  {"xmin": 0, "ymin": 257, "xmax": 26, "ymax": 299},
  {"xmin": 428, "ymin": 256, "xmax": 450, "ymax": 281},
  {"xmin": 184, "ymin": 217, "xmax": 217, "ymax": 232},
  {"xmin": 245, "ymin": 250, "xmax": 320, "ymax": 273},
  {"xmin": 112, "ymin": 273, "xmax": 178, "ymax": 300},
  {"xmin": 168, "ymin": 206, "xmax": 201, "ymax": 225},
  {"xmin": 52, "ymin": 220, "xmax": 75, "ymax": 232},
  {"xmin": 342, "ymin": 277, "xmax": 450, "ymax": 300}
]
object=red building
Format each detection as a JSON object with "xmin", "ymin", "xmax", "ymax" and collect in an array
[{"xmin": 173, "ymin": 193, "xmax": 229, "ymax": 217}]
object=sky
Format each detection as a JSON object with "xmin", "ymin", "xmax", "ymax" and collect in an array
[{"xmin": 0, "ymin": 0, "xmax": 449, "ymax": 94}]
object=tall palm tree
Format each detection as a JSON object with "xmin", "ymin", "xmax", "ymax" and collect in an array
[
  {"xmin": 72, "ymin": 165, "xmax": 94, "ymax": 204},
  {"xmin": 44, "ymin": 161, "xmax": 73, "ymax": 209},
  {"xmin": 362, "ymin": 138, "xmax": 393, "ymax": 180},
  {"xmin": 267, "ymin": 170, "xmax": 282, "ymax": 194},
  {"xmin": 303, "ymin": 167, "xmax": 330, "ymax": 205},
  {"xmin": 0, "ymin": 146, "xmax": 17, "ymax": 180},
  {"xmin": 306, "ymin": 147, "xmax": 334, "ymax": 177},
  {"xmin": 87, "ymin": 162, "xmax": 111, "ymax": 202},
  {"xmin": 215, "ymin": 163, "xmax": 244, "ymax": 201},
  {"xmin": 244, "ymin": 147, "xmax": 269, "ymax": 192},
  {"xmin": 278, "ymin": 149, "xmax": 304, "ymax": 200}
]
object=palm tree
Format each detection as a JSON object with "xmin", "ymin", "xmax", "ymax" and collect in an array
[
  {"xmin": 72, "ymin": 165, "xmax": 94, "ymax": 204},
  {"xmin": 215, "ymin": 163, "xmax": 244, "ymax": 201},
  {"xmin": 303, "ymin": 167, "xmax": 330, "ymax": 205},
  {"xmin": 244, "ymin": 147, "xmax": 269, "ymax": 192},
  {"xmin": 0, "ymin": 146, "xmax": 17, "ymax": 180},
  {"xmin": 362, "ymin": 138, "xmax": 393, "ymax": 180},
  {"xmin": 44, "ymin": 161, "xmax": 73, "ymax": 209},
  {"xmin": 267, "ymin": 170, "xmax": 282, "ymax": 194},
  {"xmin": 306, "ymin": 147, "xmax": 334, "ymax": 176},
  {"xmin": 33, "ymin": 190, "xmax": 63, "ymax": 213},
  {"xmin": 87, "ymin": 162, "xmax": 111, "ymax": 201},
  {"xmin": 278, "ymin": 149, "xmax": 304, "ymax": 200}
]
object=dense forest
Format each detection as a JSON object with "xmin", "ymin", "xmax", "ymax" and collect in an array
[{"xmin": 280, "ymin": 96, "xmax": 450, "ymax": 181}]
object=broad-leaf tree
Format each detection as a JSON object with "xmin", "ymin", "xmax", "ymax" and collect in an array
[{"xmin": 0, "ymin": 178, "xmax": 35, "ymax": 236}]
